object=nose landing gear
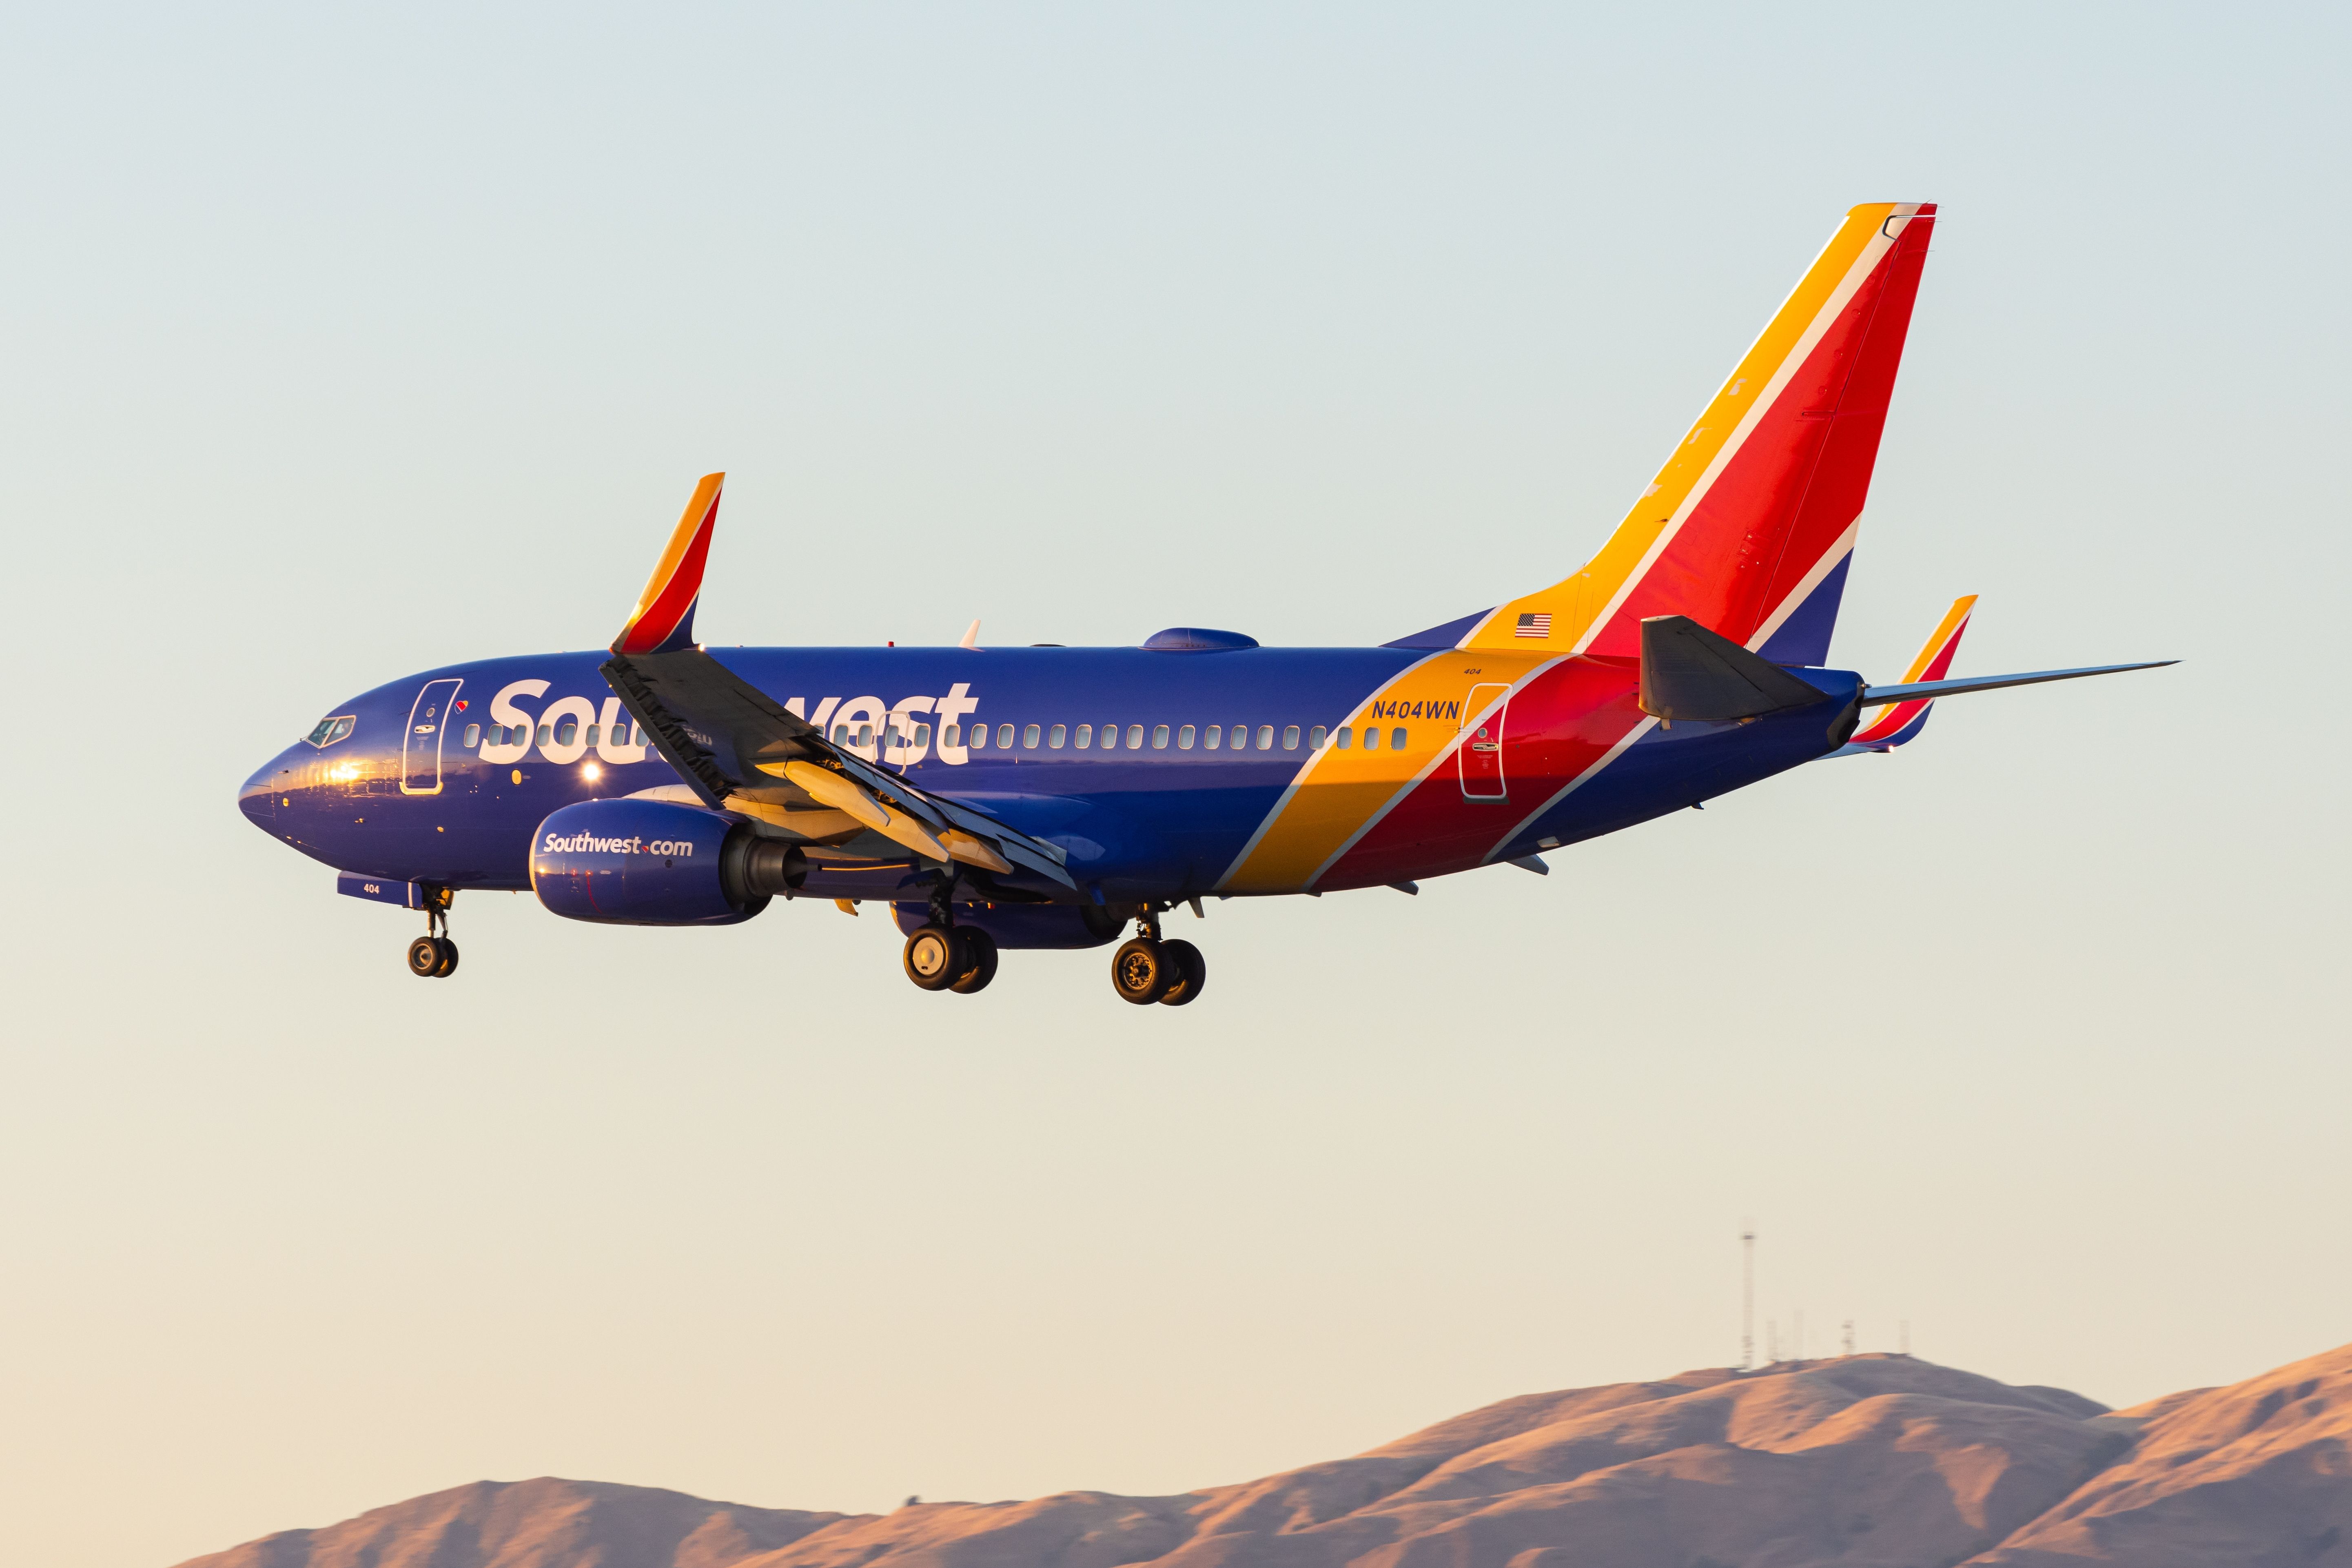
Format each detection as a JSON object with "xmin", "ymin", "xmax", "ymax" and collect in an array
[
  {"xmin": 406, "ymin": 887, "xmax": 459, "ymax": 978},
  {"xmin": 1109, "ymin": 905, "xmax": 1208, "ymax": 1007}
]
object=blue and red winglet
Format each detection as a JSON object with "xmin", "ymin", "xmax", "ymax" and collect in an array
[
  {"xmin": 1835, "ymin": 594, "xmax": 1975, "ymax": 755},
  {"xmin": 612, "ymin": 473, "xmax": 724, "ymax": 656}
]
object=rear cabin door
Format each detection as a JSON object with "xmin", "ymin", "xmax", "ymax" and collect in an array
[
  {"xmin": 1459, "ymin": 682, "xmax": 1510, "ymax": 800},
  {"xmin": 402, "ymin": 679, "xmax": 463, "ymax": 795}
]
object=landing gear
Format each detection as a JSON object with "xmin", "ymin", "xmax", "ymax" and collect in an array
[
  {"xmin": 900, "ymin": 872, "xmax": 999, "ymax": 996},
  {"xmin": 903, "ymin": 923, "xmax": 967, "ymax": 991},
  {"xmin": 1111, "ymin": 937, "xmax": 1171, "ymax": 1004},
  {"xmin": 408, "ymin": 888, "xmax": 458, "ymax": 979},
  {"xmin": 949, "ymin": 928, "xmax": 998, "ymax": 994},
  {"xmin": 1157, "ymin": 938, "xmax": 1206, "ymax": 1007},
  {"xmin": 1109, "ymin": 906, "xmax": 1209, "ymax": 1007},
  {"xmin": 904, "ymin": 921, "xmax": 1000, "ymax": 994}
]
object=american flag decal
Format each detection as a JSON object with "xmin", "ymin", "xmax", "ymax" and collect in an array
[{"xmin": 1515, "ymin": 611, "xmax": 1553, "ymax": 639}]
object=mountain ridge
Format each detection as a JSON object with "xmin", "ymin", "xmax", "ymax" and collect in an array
[{"xmin": 170, "ymin": 1343, "xmax": 2352, "ymax": 1568}]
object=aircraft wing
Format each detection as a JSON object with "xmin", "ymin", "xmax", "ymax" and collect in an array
[
  {"xmin": 596, "ymin": 472, "xmax": 1072, "ymax": 891},
  {"xmin": 601, "ymin": 646, "xmax": 1075, "ymax": 890}
]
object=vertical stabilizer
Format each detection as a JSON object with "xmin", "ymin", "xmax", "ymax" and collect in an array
[{"xmin": 1462, "ymin": 203, "xmax": 1936, "ymax": 663}]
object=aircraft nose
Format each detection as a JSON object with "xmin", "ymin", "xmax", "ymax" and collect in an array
[{"xmin": 239, "ymin": 751, "xmax": 295, "ymax": 833}]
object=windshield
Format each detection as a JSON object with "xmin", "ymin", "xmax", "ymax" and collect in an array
[{"xmin": 305, "ymin": 715, "xmax": 356, "ymax": 748}]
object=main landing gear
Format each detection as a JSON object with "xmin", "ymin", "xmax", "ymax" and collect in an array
[
  {"xmin": 895, "ymin": 885, "xmax": 1208, "ymax": 1006},
  {"xmin": 902, "ymin": 922, "xmax": 998, "ymax": 994},
  {"xmin": 406, "ymin": 887, "xmax": 459, "ymax": 979},
  {"xmin": 900, "ymin": 877, "xmax": 998, "ymax": 996},
  {"xmin": 1110, "ymin": 905, "xmax": 1206, "ymax": 1007}
]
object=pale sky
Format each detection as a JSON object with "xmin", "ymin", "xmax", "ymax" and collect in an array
[{"xmin": 4, "ymin": 5, "xmax": 2347, "ymax": 1566}]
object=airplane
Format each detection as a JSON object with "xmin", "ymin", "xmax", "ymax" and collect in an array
[{"xmin": 238, "ymin": 202, "xmax": 2170, "ymax": 1005}]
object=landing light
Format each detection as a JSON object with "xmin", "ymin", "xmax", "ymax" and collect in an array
[{"xmin": 582, "ymin": 763, "xmax": 603, "ymax": 781}]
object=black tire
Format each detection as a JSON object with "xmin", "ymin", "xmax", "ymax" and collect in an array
[
  {"xmin": 433, "ymin": 937, "xmax": 460, "ymax": 978},
  {"xmin": 1156, "ymin": 938, "xmax": 1206, "ymax": 1006},
  {"xmin": 1111, "ymin": 937, "xmax": 1170, "ymax": 1005},
  {"xmin": 948, "ymin": 928, "xmax": 999, "ymax": 994},
  {"xmin": 407, "ymin": 936, "xmax": 442, "ymax": 978},
  {"xmin": 903, "ymin": 924, "xmax": 966, "ymax": 991}
]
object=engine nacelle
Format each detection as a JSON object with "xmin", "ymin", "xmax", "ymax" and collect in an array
[{"xmin": 532, "ymin": 799, "xmax": 804, "ymax": 926}]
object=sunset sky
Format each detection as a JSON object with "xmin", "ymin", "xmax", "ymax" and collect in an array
[{"xmin": 3, "ymin": 5, "xmax": 2346, "ymax": 1566}]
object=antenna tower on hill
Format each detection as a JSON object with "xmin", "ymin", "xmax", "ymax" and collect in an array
[{"xmin": 1739, "ymin": 1220, "xmax": 1756, "ymax": 1371}]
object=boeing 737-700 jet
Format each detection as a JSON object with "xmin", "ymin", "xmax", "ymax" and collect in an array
[{"xmin": 239, "ymin": 202, "xmax": 2169, "ymax": 1005}]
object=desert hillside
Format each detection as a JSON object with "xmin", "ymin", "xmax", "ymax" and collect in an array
[{"xmin": 172, "ymin": 1343, "xmax": 2352, "ymax": 1568}]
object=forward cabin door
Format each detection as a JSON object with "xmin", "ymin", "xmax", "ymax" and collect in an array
[
  {"xmin": 402, "ymin": 679, "xmax": 463, "ymax": 795},
  {"xmin": 1459, "ymin": 683, "xmax": 1510, "ymax": 800}
]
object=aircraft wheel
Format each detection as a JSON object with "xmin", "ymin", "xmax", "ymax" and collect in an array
[
  {"xmin": 407, "ymin": 936, "xmax": 442, "ymax": 977},
  {"xmin": 434, "ymin": 937, "xmax": 460, "ymax": 978},
  {"xmin": 903, "ymin": 924, "xmax": 967, "ymax": 991},
  {"xmin": 1156, "ymin": 939, "xmax": 1206, "ymax": 1007},
  {"xmin": 1111, "ymin": 937, "xmax": 1170, "ymax": 1005},
  {"xmin": 949, "ymin": 928, "xmax": 998, "ymax": 994}
]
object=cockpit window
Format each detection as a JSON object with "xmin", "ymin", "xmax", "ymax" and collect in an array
[{"xmin": 306, "ymin": 715, "xmax": 356, "ymax": 748}]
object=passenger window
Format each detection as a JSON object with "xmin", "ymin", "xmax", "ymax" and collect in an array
[
  {"xmin": 1100, "ymin": 724, "xmax": 1117, "ymax": 750},
  {"xmin": 555, "ymin": 720, "xmax": 578, "ymax": 746},
  {"xmin": 1204, "ymin": 725, "xmax": 1221, "ymax": 750},
  {"xmin": 1363, "ymin": 726, "xmax": 1381, "ymax": 751},
  {"xmin": 1283, "ymin": 725, "xmax": 1301, "ymax": 750},
  {"xmin": 1126, "ymin": 724, "xmax": 1144, "ymax": 749},
  {"xmin": 1049, "ymin": 724, "xmax": 1066, "ymax": 749},
  {"xmin": 585, "ymin": 725, "xmax": 600, "ymax": 747},
  {"xmin": 1075, "ymin": 724, "xmax": 1092, "ymax": 749},
  {"xmin": 1152, "ymin": 724, "xmax": 1170, "ymax": 749},
  {"xmin": 916, "ymin": 723, "xmax": 932, "ymax": 747},
  {"xmin": 1256, "ymin": 725, "xmax": 1275, "ymax": 750},
  {"xmin": 1335, "ymin": 726, "xmax": 1352, "ymax": 748},
  {"xmin": 1178, "ymin": 724, "xmax": 1196, "ymax": 750},
  {"xmin": 463, "ymin": 723, "xmax": 481, "ymax": 748},
  {"xmin": 856, "ymin": 724, "xmax": 873, "ymax": 748},
  {"xmin": 1392, "ymin": 727, "xmax": 1408, "ymax": 751},
  {"xmin": 998, "ymin": 723, "xmax": 1015, "ymax": 749},
  {"xmin": 1023, "ymin": 724, "xmax": 1042, "ymax": 748},
  {"xmin": 835, "ymin": 723, "xmax": 852, "ymax": 745},
  {"xmin": 1308, "ymin": 725, "xmax": 1326, "ymax": 749}
]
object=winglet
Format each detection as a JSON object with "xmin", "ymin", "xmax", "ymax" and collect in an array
[
  {"xmin": 612, "ymin": 474, "xmax": 724, "ymax": 656},
  {"xmin": 1844, "ymin": 594, "xmax": 1975, "ymax": 752}
]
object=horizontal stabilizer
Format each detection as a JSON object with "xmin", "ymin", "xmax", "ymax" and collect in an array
[
  {"xmin": 1639, "ymin": 615, "xmax": 1831, "ymax": 722},
  {"xmin": 1860, "ymin": 661, "xmax": 2175, "ymax": 706}
]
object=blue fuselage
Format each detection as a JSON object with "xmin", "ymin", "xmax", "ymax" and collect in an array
[{"xmin": 240, "ymin": 645, "xmax": 1862, "ymax": 905}]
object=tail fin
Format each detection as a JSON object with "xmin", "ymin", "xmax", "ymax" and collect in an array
[
  {"xmin": 1841, "ymin": 594, "xmax": 1975, "ymax": 752},
  {"xmin": 1461, "ymin": 202, "xmax": 1937, "ymax": 661},
  {"xmin": 612, "ymin": 473, "xmax": 724, "ymax": 656}
]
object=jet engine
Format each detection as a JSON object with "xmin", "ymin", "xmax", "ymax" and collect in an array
[{"xmin": 532, "ymin": 799, "xmax": 804, "ymax": 926}]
